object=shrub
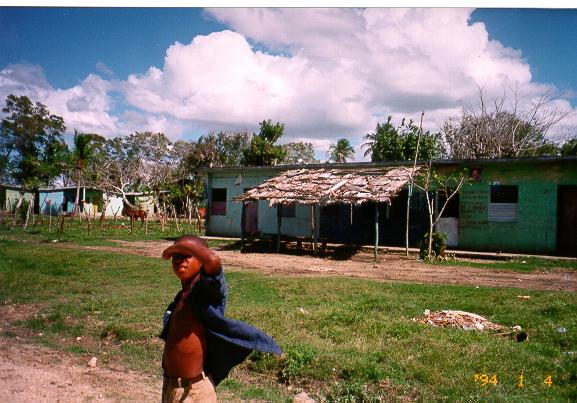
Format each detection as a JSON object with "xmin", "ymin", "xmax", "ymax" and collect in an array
[
  {"xmin": 419, "ymin": 231, "xmax": 448, "ymax": 260},
  {"xmin": 278, "ymin": 347, "xmax": 315, "ymax": 384}
]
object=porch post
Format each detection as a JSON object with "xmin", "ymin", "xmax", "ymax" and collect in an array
[
  {"xmin": 374, "ymin": 202, "xmax": 379, "ymax": 262},
  {"xmin": 312, "ymin": 204, "xmax": 317, "ymax": 256},
  {"xmin": 276, "ymin": 204, "xmax": 283, "ymax": 253},
  {"xmin": 240, "ymin": 201, "xmax": 246, "ymax": 252}
]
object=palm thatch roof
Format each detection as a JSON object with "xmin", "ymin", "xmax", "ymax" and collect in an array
[{"xmin": 233, "ymin": 166, "xmax": 421, "ymax": 206}]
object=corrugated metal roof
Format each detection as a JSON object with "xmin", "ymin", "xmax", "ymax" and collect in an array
[{"xmin": 233, "ymin": 166, "xmax": 421, "ymax": 206}]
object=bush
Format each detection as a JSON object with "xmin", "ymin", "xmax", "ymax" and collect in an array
[
  {"xmin": 278, "ymin": 347, "xmax": 315, "ymax": 385},
  {"xmin": 18, "ymin": 200, "xmax": 30, "ymax": 220},
  {"xmin": 419, "ymin": 231, "xmax": 447, "ymax": 260}
]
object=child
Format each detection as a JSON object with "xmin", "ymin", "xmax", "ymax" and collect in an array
[{"xmin": 159, "ymin": 235, "xmax": 281, "ymax": 402}]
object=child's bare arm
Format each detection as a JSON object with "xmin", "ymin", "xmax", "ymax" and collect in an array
[{"xmin": 162, "ymin": 239, "xmax": 221, "ymax": 275}]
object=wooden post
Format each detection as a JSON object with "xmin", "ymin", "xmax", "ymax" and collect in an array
[
  {"xmin": 276, "ymin": 204, "xmax": 282, "ymax": 253},
  {"xmin": 311, "ymin": 204, "xmax": 317, "ymax": 256},
  {"xmin": 240, "ymin": 202, "xmax": 246, "ymax": 252},
  {"xmin": 405, "ymin": 183, "xmax": 412, "ymax": 255},
  {"xmin": 374, "ymin": 202, "xmax": 379, "ymax": 262}
]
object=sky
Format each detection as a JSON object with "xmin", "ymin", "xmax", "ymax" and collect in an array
[{"xmin": 1, "ymin": 7, "xmax": 577, "ymax": 161}]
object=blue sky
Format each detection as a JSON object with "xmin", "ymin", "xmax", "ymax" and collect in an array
[{"xmin": 1, "ymin": 7, "xmax": 576, "ymax": 160}]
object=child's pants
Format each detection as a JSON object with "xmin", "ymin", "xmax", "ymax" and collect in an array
[{"xmin": 161, "ymin": 372, "xmax": 217, "ymax": 403}]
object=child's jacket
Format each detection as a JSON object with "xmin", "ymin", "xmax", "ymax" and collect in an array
[{"xmin": 160, "ymin": 267, "xmax": 282, "ymax": 386}]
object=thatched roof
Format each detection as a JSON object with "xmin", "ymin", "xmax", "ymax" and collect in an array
[{"xmin": 233, "ymin": 166, "xmax": 421, "ymax": 206}]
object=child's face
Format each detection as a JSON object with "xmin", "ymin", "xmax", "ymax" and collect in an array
[{"xmin": 171, "ymin": 253, "xmax": 201, "ymax": 282}]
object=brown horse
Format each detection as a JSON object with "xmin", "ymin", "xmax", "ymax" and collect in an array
[{"xmin": 123, "ymin": 206, "xmax": 147, "ymax": 224}]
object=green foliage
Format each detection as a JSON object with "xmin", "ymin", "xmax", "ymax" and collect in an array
[
  {"xmin": 327, "ymin": 138, "xmax": 355, "ymax": 163},
  {"xmin": 325, "ymin": 380, "xmax": 375, "ymax": 402},
  {"xmin": 185, "ymin": 131, "xmax": 250, "ymax": 169},
  {"xmin": 363, "ymin": 116, "xmax": 444, "ymax": 162},
  {"xmin": 419, "ymin": 231, "xmax": 447, "ymax": 260},
  {"xmin": 1, "ymin": 94, "xmax": 68, "ymax": 188},
  {"xmin": 18, "ymin": 199, "xmax": 30, "ymax": 220},
  {"xmin": 278, "ymin": 346, "xmax": 315, "ymax": 384},
  {"xmin": 122, "ymin": 131, "xmax": 173, "ymax": 162},
  {"xmin": 560, "ymin": 138, "xmax": 577, "ymax": 156},
  {"xmin": 243, "ymin": 120, "xmax": 287, "ymax": 166}
]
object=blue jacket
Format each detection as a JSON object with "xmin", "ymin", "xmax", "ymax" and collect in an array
[{"xmin": 160, "ymin": 267, "xmax": 282, "ymax": 386}]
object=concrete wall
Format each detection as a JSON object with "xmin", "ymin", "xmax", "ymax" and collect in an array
[
  {"xmin": 455, "ymin": 159, "xmax": 577, "ymax": 254},
  {"xmin": 105, "ymin": 195, "xmax": 124, "ymax": 217},
  {"xmin": 1, "ymin": 188, "xmax": 33, "ymax": 211},
  {"xmin": 39, "ymin": 190, "xmax": 66, "ymax": 215},
  {"xmin": 206, "ymin": 169, "xmax": 316, "ymax": 237},
  {"xmin": 205, "ymin": 158, "xmax": 577, "ymax": 255}
]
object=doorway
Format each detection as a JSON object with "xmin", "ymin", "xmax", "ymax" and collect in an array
[
  {"xmin": 557, "ymin": 185, "xmax": 577, "ymax": 256},
  {"xmin": 243, "ymin": 188, "xmax": 259, "ymax": 235}
]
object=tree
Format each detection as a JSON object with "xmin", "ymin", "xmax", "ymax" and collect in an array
[
  {"xmin": 327, "ymin": 138, "xmax": 355, "ymax": 163},
  {"xmin": 70, "ymin": 131, "xmax": 103, "ymax": 215},
  {"xmin": 362, "ymin": 116, "xmax": 444, "ymax": 162},
  {"xmin": 414, "ymin": 166, "xmax": 469, "ymax": 259},
  {"xmin": 243, "ymin": 120, "xmax": 287, "ymax": 166},
  {"xmin": 1, "ymin": 94, "xmax": 68, "ymax": 224},
  {"xmin": 561, "ymin": 138, "xmax": 577, "ymax": 156},
  {"xmin": 122, "ymin": 131, "xmax": 173, "ymax": 163},
  {"xmin": 441, "ymin": 86, "xmax": 569, "ymax": 159},
  {"xmin": 281, "ymin": 141, "xmax": 318, "ymax": 164},
  {"xmin": 362, "ymin": 116, "xmax": 401, "ymax": 162},
  {"xmin": 214, "ymin": 131, "xmax": 250, "ymax": 166}
]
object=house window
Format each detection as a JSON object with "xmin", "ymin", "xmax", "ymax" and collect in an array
[
  {"xmin": 489, "ymin": 185, "xmax": 518, "ymax": 222},
  {"xmin": 281, "ymin": 203, "xmax": 296, "ymax": 217},
  {"xmin": 211, "ymin": 188, "xmax": 227, "ymax": 216}
]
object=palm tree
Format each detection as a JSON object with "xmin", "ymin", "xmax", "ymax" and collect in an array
[
  {"xmin": 71, "ymin": 131, "xmax": 96, "ymax": 215},
  {"xmin": 361, "ymin": 116, "xmax": 395, "ymax": 160},
  {"xmin": 327, "ymin": 138, "xmax": 355, "ymax": 163}
]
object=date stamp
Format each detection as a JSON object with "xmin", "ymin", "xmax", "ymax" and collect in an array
[{"xmin": 473, "ymin": 373, "xmax": 553, "ymax": 388}]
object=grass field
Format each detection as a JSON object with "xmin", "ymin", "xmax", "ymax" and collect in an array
[{"xmin": 1, "ymin": 232, "xmax": 576, "ymax": 402}]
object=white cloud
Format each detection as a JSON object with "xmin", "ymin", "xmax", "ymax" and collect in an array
[
  {"xmin": 120, "ymin": 8, "xmax": 577, "ymax": 159},
  {"xmin": 3, "ymin": 9, "xmax": 576, "ymax": 160},
  {"xmin": 0, "ymin": 64, "xmax": 120, "ymax": 136}
]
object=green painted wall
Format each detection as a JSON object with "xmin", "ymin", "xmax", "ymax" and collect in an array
[
  {"xmin": 457, "ymin": 159, "xmax": 577, "ymax": 253},
  {"xmin": 205, "ymin": 158, "xmax": 577, "ymax": 254}
]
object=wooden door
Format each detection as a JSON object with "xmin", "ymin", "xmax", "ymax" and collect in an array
[{"xmin": 245, "ymin": 201, "xmax": 259, "ymax": 234}]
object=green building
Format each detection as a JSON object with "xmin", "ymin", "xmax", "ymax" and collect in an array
[
  {"xmin": 203, "ymin": 156, "xmax": 577, "ymax": 256},
  {"xmin": 436, "ymin": 156, "xmax": 577, "ymax": 256}
]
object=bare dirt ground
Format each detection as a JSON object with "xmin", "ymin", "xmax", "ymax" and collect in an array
[
  {"xmin": 0, "ymin": 304, "xmax": 161, "ymax": 402},
  {"xmin": 1, "ymin": 239, "xmax": 576, "ymax": 402},
  {"xmin": 80, "ymin": 239, "xmax": 577, "ymax": 292}
]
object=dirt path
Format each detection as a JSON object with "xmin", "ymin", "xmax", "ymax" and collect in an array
[
  {"xmin": 0, "ymin": 303, "xmax": 160, "ymax": 402},
  {"xmin": 79, "ymin": 240, "xmax": 577, "ymax": 292},
  {"xmin": 0, "ymin": 337, "xmax": 160, "ymax": 402}
]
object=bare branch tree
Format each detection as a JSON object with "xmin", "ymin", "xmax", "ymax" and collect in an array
[
  {"xmin": 443, "ymin": 85, "xmax": 571, "ymax": 159},
  {"xmin": 414, "ymin": 167, "xmax": 469, "ymax": 259}
]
